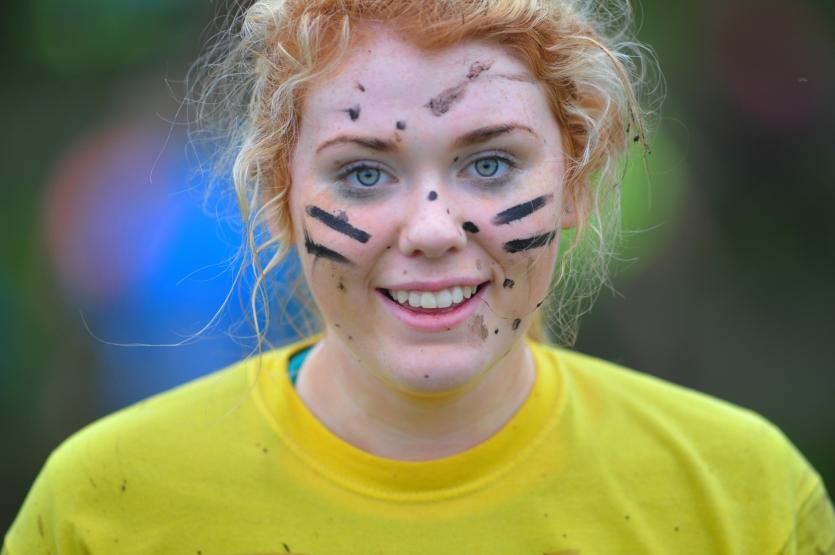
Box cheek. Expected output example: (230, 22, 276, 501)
(294, 200, 393, 294)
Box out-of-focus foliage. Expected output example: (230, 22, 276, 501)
(31, 0, 196, 71)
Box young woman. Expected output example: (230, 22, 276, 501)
(6, 0, 834, 553)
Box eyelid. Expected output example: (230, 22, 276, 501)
(335, 160, 388, 179)
(458, 150, 520, 169)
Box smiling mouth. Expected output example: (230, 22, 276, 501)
(381, 283, 488, 312)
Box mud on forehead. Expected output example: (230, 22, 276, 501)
(299, 32, 540, 127)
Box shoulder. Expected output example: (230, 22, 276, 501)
(534, 342, 822, 498)
(533, 342, 832, 544)
(535, 341, 778, 440)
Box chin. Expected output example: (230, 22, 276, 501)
(371, 340, 502, 397)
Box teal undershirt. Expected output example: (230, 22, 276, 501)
(287, 345, 314, 387)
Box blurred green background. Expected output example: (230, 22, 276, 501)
(1, 0, 834, 535)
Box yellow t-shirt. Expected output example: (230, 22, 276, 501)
(5, 340, 834, 554)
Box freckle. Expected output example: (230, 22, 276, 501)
(427, 191, 438, 201)
(494, 328, 499, 334)
(357, 82, 366, 92)
(396, 120, 406, 130)
(386, 245, 391, 249)
(348, 335, 353, 340)
(503, 278, 514, 289)
(424, 374, 429, 379)
(403, 269, 408, 275)
(337, 281, 346, 292)
(512, 318, 521, 330)
(446, 209, 450, 215)
(625, 515, 630, 520)
(335, 323, 341, 328)
(262, 447, 269, 454)
(453, 156, 459, 163)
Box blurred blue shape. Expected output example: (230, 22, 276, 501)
(43, 121, 301, 413)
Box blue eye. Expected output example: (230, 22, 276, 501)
(474, 158, 500, 176)
(339, 163, 393, 189)
(353, 166, 381, 187)
(467, 155, 513, 180)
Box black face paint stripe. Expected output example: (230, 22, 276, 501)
(492, 194, 554, 225)
(305, 205, 371, 243)
(303, 228, 352, 264)
(503, 230, 557, 253)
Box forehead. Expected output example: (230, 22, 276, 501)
(299, 27, 554, 143)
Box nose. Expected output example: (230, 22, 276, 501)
(398, 188, 467, 258)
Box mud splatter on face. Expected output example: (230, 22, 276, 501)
(396, 120, 406, 130)
(427, 191, 438, 201)
(337, 280, 346, 292)
(425, 60, 494, 116)
(342, 105, 361, 121)
(512, 318, 521, 330)
(466, 60, 494, 80)
(462, 221, 480, 233)
(504, 230, 557, 253)
(472, 314, 489, 341)
(503, 278, 515, 289)
(425, 83, 467, 116)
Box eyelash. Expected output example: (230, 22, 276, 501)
(335, 161, 396, 193)
(460, 152, 520, 187)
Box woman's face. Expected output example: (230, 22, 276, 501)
(289, 27, 572, 395)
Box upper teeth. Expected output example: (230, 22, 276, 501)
(389, 285, 477, 309)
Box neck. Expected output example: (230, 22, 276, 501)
(295, 338, 536, 461)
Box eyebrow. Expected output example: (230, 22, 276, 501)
(314, 123, 537, 155)
(315, 135, 397, 154)
(452, 124, 537, 149)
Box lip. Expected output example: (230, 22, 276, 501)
(378, 282, 488, 332)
